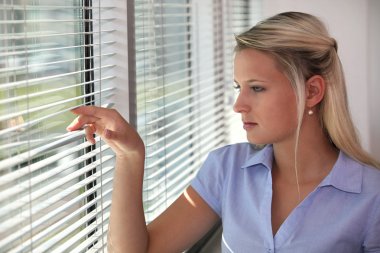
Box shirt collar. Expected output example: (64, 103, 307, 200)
(241, 144, 274, 170)
(319, 151, 363, 194)
(241, 145, 363, 194)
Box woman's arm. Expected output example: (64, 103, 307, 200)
(146, 186, 220, 253)
(67, 106, 219, 253)
(108, 154, 148, 252)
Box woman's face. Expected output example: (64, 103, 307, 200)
(233, 49, 299, 145)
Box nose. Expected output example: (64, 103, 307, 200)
(233, 90, 250, 113)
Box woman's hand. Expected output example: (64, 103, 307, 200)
(67, 106, 148, 252)
(66, 106, 144, 158)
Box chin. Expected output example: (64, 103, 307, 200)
(246, 135, 269, 145)
(247, 138, 271, 146)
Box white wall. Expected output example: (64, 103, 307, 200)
(368, 0, 380, 159)
(262, 0, 379, 158)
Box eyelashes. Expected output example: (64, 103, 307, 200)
(251, 86, 265, 92)
(233, 83, 240, 91)
(233, 84, 265, 93)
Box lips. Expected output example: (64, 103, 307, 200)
(243, 122, 258, 130)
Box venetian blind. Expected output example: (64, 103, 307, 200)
(224, 0, 263, 142)
(0, 0, 119, 252)
(135, 0, 228, 223)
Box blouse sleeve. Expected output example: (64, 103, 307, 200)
(363, 196, 380, 252)
(191, 149, 226, 217)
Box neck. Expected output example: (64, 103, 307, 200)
(272, 118, 338, 185)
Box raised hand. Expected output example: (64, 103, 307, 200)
(66, 106, 145, 158)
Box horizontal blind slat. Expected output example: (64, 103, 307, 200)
(146, 122, 225, 179)
(144, 132, 224, 210)
(145, 102, 225, 159)
(33, 202, 111, 253)
(0, 0, 134, 252)
(144, 89, 224, 138)
(135, 31, 191, 42)
(1, 179, 113, 252)
(0, 5, 114, 11)
(0, 143, 111, 203)
(136, 40, 191, 53)
(70, 222, 109, 253)
(1, 64, 115, 89)
(0, 41, 115, 57)
(0, 87, 114, 122)
(52, 208, 111, 253)
(143, 77, 223, 119)
(0, 18, 115, 26)
(136, 59, 223, 85)
(0, 137, 95, 191)
(0, 92, 115, 130)
(135, 2, 192, 8)
(0, 52, 115, 74)
(32, 193, 112, 252)
(0, 154, 114, 220)
(0, 98, 113, 138)
(0, 76, 115, 106)
(145, 103, 223, 150)
(0, 131, 88, 171)
(0, 29, 115, 41)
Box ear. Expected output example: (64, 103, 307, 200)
(305, 75, 326, 107)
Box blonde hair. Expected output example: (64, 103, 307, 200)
(235, 12, 380, 169)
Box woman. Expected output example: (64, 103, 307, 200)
(67, 12, 380, 253)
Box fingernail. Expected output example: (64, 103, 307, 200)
(104, 129, 111, 139)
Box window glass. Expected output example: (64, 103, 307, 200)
(135, 0, 194, 221)
(0, 1, 115, 251)
(135, 0, 228, 223)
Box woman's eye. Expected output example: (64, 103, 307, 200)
(233, 84, 241, 92)
(251, 86, 264, 92)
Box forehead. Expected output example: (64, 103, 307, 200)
(234, 49, 283, 83)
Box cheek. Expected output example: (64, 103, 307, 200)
(265, 95, 298, 127)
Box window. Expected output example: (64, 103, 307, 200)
(225, 0, 263, 143)
(135, 0, 232, 223)
(0, 0, 118, 251)
(0, 0, 259, 251)
(135, 0, 261, 223)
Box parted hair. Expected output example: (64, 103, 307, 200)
(235, 12, 380, 169)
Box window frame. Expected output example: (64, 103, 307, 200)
(0, 0, 259, 251)
(0, 1, 125, 251)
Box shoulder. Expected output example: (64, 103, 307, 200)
(360, 162, 380, 195)
(357, 162, 380, 247)
(210, 142, 258, 155)
(341, 153, 380, 195)
(191, 143, 264, 216)
(198, 142, 268, 179)
(198, 143, 274, 186)
(208, 142, 264, 167)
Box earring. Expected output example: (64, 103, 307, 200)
(308, 109, 313, 116)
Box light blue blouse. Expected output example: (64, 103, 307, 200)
(191, 143, 380, 253)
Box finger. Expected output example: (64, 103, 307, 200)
(85, 124, 96, 144)
(66, 115, 100, 131)
(103, 128, 115, 140)
(71, 105, 116, 119)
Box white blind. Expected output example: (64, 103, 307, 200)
(0, 0, 259, 251)
(0, 1, 116, 252)
(135, 0, 240, 223)
(224, 0, 262, 95)
(224, 0, 262, 141)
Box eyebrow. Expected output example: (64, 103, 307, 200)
(233, 79, 265, 84)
